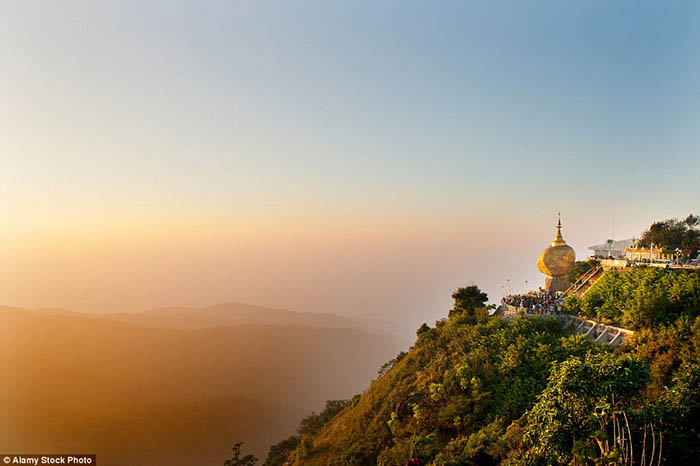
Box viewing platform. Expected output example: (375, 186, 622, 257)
(597, 257, 700, 270)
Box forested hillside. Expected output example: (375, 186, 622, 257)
(266, 278, 700, 465)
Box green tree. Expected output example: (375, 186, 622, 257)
(298, 399, 351, 436)
(264, 399, 351, 465)
(449, 285, 488, 317)
(223, 443, 257, 466)
(561, 294, 582, 315)
(416, 323, 431, 337)
(566, 258, 599, 285)
(653, 364, 700, 463)
(516, 353, 649, 465)
(378, 351, 407, 377)
(264, 436, 299, 466)
(639, 214, 700, 256)
(579, 267, 700, 328)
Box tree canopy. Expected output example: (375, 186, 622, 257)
(516, 353, 649, 465)
(449, 285, 488, 317)
(566, 258, 599, 285)
(639, 214, 700, 256)
(223, 443, 257, 466)
(563, 267, 700, 328)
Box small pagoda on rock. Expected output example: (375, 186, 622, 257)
(537, 214, 576, 292)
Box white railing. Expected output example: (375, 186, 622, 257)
(495, 306, 633, 346)
(558, 314, 633, 346)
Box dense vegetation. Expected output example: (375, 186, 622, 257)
(265, 279, 700, 465)
(566, 258, 599, 285)
(638, 214, 700, 258)
(563, 267, 700, 328)
(264, 400, 353, 466)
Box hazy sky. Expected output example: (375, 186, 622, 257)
(2, 1, 699, 326)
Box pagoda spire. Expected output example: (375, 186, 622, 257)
(552, 212, 566, 246)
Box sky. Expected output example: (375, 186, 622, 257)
(1, 1, 699, 328)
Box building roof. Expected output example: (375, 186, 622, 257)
(587, 238, 634, 251)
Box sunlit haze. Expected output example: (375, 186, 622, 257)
(2, 1, 699, 328)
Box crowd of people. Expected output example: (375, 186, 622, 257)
(501, 288, 563, 314)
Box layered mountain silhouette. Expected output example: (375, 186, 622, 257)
(0, 304, 407, 465)
(104, 301, 368, 330)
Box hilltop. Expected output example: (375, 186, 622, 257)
(266, 271, 700, 465)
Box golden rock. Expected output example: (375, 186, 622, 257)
(537, 218, 575, 279)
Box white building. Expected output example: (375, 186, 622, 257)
(588, 238, 634, 258)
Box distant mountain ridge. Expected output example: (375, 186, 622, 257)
(108, 301, 368, 330)
(0, 305, 407, 465)
(21, 301, 369, 331)
(16, 301, 417, 339)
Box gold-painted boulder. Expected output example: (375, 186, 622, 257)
(537, 219, 575, 279)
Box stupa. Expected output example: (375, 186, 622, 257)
(537, 215, 575, 292)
